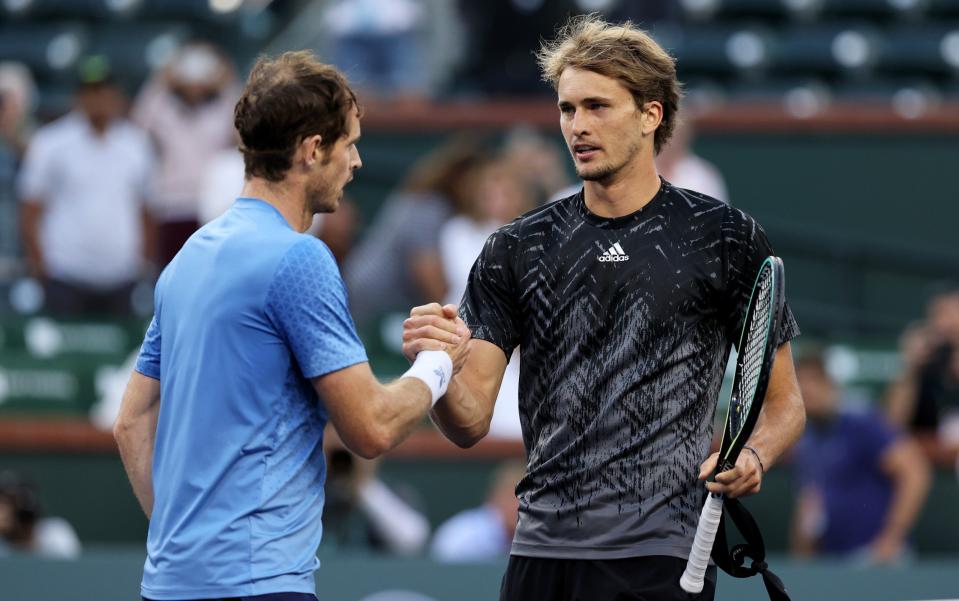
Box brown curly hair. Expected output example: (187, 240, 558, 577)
(234, 51, 358, 182)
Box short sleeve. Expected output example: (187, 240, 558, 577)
(459, 226, 521, 358)
(135, 315, 162, 380)
(266, 237, 368, 379)
(17, 130, 56, 202)
(721, 208, 800, 350)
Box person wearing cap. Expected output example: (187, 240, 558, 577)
(132, 41, 241, 268)
(18, 55, 153, 315)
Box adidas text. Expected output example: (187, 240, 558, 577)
(598, 242, 629, 262)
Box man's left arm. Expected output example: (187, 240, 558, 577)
(114, 371, 161, 518)
(703, 342, 806, 498)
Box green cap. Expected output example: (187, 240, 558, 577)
(77, 54, 114, 87)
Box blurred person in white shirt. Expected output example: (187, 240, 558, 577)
(18, 56, 152, 316)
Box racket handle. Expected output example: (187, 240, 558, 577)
(680, 493, 724, 594)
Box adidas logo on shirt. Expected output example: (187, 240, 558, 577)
(598, 242, 629, 262)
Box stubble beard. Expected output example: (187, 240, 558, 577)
(576, 139, 642, 185)
(306, 179, 338, 215)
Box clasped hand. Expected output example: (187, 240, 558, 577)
(402, 303, 472, 375)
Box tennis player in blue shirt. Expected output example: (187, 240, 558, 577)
(114, 51, 470, 601)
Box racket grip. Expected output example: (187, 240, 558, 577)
(680, 494, 724, 594)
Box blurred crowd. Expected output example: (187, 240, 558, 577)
(0, 3, 956, 569)
(789, 288, 959, 565)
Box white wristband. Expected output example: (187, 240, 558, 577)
(402, 350, 453, 407)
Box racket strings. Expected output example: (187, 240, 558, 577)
(731, 267, 774, 435)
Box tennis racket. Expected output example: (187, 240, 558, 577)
(679, 255, 786, 594)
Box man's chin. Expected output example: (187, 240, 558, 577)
(309, 194, 339, 215)
(578, 166, 613, 182)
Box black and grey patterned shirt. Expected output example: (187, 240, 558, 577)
(460, 179, 799, 560)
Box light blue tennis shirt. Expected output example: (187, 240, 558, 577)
(135, 197, 367, 600)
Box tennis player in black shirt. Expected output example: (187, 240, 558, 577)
(403, 15, 806, 601)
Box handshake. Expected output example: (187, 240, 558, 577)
(402, 303, 472, 376)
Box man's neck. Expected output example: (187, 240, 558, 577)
(583, 154, 661, 219)
(240, 178, 313, 232)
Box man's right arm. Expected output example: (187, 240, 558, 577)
(313, 360, 457, 459)
(312, 301, 472, 459)
(114, 371, 161, 518)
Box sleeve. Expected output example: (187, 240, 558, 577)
(721, 208, 800, 350)
(135, 273, 165, 379)
(17, 130, 56, 202)
(459, 226, 521, 359)
(266, 236, 368, 379)
(135, 315, 162, 380)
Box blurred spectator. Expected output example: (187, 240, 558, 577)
(0, 471, 81, 559)
(322, 431, 430, 556)
(885, 290, 959, 469)
(197, 136, 244, 226)
(439, 159, 534, 440)
(0, 62, 36, 262)
(431, 460, 525, 562)
(18, 55, 152, 316)
(655, 120, 729, 204)
(324, 0, 428, 99)
(791, 351, 930, 564)
(132, 41, 240, 267)
(501, 127, 572, 206)
(345, 138, 486, 328)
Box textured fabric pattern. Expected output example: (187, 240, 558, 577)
(461, 179, 799, 560)
(267, 237, 368, 379)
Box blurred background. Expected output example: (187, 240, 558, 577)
(0, 0, 958, 599)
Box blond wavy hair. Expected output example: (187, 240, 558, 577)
(536, 15, 682, 154)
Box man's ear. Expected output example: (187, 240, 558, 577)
(300, 134, 323, 166)
(641, 101, 663, 136)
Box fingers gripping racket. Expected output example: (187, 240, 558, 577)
(680, 256, 786, 594)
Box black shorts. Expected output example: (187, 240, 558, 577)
(143, 594, 316, 601)
(500, 554, 717, 601)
